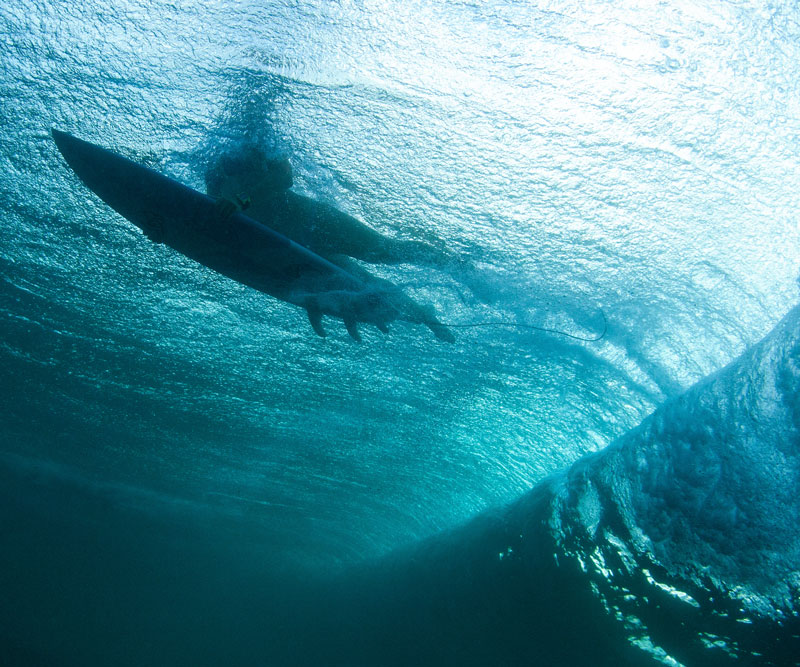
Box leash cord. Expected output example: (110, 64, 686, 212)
(440, 309, 607, 342)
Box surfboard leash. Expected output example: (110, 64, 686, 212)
(439, 308, 607, 342)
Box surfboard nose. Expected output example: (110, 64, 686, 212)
(51, 127, 75, 155)
(52, 128, 95, 179)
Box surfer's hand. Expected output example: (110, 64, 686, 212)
(235, 193, 251, 211)
(213, 196, 238, 221)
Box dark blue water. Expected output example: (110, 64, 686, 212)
(1, 1, 799, 664)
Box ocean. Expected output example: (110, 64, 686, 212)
(1, 1, 799, 664)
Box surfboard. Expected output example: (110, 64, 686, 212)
(52, 129, 396, 339)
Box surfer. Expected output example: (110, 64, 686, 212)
(205, 146, 455, 269)
(205, 145, 456, 342)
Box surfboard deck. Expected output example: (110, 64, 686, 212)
(52, 129, 396, 338)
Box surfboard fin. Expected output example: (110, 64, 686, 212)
(344, 317, 361, 342)
(306, 304, 326, 338)
(428, 322, 456, 343)
(375, 321, 389, 334)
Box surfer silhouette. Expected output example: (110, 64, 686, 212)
(206, 147, 456, 268)
(205, 146, 456, 342)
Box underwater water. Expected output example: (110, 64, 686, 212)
(1, 0, 799, 665)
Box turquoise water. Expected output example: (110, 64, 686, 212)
(1, 1, 799, 664)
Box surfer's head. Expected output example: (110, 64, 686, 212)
(206, 145, 293, 197)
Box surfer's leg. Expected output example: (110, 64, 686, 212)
(342, 230, 452, 268)
(390, 240, 497, 305)
(383, 238, 453, 269)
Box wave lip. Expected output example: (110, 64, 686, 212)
(548, 304, 800, 664)
(329, 305, 800, 666)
